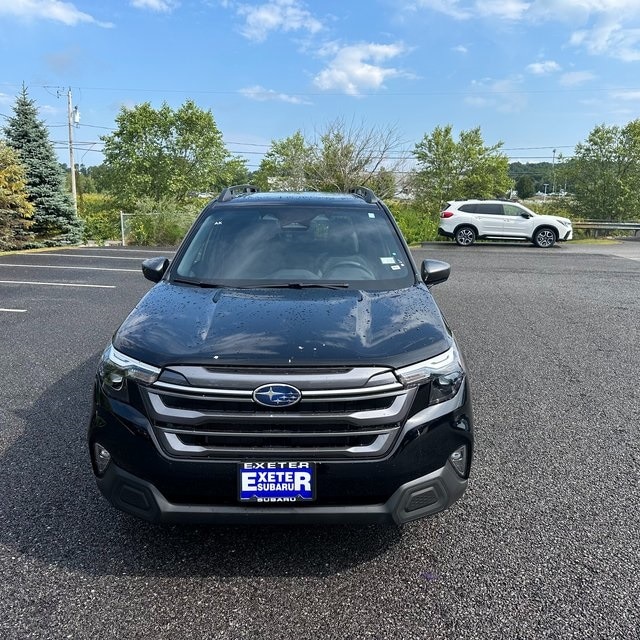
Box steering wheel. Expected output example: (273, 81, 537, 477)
(323, 260, 375, 279)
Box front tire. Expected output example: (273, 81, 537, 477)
(455, 226, 476, 246)
(533, 227, 556, 248)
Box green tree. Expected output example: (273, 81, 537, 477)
(253, 131, 312, 191)
(219, 156, 250, 188)
(565, 121, 640, 221)
(413, 125, 511, 213)
(0, 141, 34, 250)
(101, 100, 246, 205)
(367, 167, 397, 199)
(3, 86, 82, 245)
(306, 119, 405, 195)
(83, 163, 112, 193)
(63, 163, 98, 195)
(509, 161, 553, 194)
(253, 123, 402, 197)
(515, 175, 535, 199)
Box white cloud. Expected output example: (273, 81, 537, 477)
(465, 96, 490, 107)
(410, 1, 640, 60)
(411, 0, 640, 21)
(465, 75, 527, 112)
(0, 0, 112, 27)
(313, 42, 408, 96)
(240, 85, 311, 105)
(409, 0, 472, 20)
(131, 0, 177, 11)
(39, 104, 61, 115)
(476, 0, 530, 20)
(559, 70, 595, 86)
(571, 21, 640, 61)
(527, 60, 561, 74)
(453, 44, 468, 53)
(529, 1, 640, 22)
(235, 0, 322, 42)
(611, 89, 640, 101)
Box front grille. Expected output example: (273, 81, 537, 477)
(141, 365, 414, 460)
(178, 433, 379, 450)
(160, 394, 394, 415)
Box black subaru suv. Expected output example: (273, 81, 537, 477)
(88, 186, 473, 525)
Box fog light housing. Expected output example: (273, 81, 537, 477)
(449, 445, 468, 478)
(93, 443, 111, 476)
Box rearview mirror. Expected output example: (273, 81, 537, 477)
(421, 259, 450, 287)
(142, 257, 170, 283)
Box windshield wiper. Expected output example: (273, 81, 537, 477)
(173, 278, 350, 290)
(252, 282, 350, 290)
(172, 277, 222, 288)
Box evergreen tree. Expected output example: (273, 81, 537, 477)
(0, 141, 34, 250)
(3, 86, 82, 245)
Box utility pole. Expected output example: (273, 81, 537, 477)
(67, 87, 78, 215)
(552, 148, 556, 195)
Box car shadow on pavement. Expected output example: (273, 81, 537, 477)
(0, 354, 404, 579)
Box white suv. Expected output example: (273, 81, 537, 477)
(438, 200, 573, 248)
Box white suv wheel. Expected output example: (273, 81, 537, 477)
(534, 228, 556, 248)
(455, 226, 476, 246)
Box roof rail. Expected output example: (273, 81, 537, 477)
(350, 186, 378, 204)
(218, 184, 260, 202)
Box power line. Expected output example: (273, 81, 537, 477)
(3, 80, 640, 98)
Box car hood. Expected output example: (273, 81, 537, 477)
(536, 213, 571, 225)
(112, 281, 451, 369)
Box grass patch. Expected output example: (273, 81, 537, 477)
(571, 238, 620, 245)
(0, 245, 81, 257)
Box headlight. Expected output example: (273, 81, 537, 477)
(396, 346, 464, 405)
(99, 344, 160, 390)
(556, 219, 571, 227)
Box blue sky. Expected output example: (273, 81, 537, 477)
(1, 0, 640, 172)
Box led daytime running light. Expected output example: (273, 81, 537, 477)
(101, 344, 161, 386)
(396, 347, 458, 387)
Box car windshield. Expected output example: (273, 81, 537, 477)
(172, 204, 414, 290)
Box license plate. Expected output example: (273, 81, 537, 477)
(238, 462, 315, 503)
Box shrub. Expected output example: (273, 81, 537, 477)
(387, 202, 440, 244)
(523, 198, 574, 219)
(124, 197, 202, 246)
(77, 193, 121, 242)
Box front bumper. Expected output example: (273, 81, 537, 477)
(89, 377, 473, 525)
(96, 457, 468, 525)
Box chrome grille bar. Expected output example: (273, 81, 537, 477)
(144, 365, 413, 460)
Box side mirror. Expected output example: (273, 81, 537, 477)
(142, 257, 170, 283)
(520, 212, 532, 219)
(421, 259, 450, 287)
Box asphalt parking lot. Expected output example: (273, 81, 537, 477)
(0, 241, 638, 639)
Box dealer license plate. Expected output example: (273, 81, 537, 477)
(238, 461, 316, 503)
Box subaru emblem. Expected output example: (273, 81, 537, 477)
(253, 384, 302, 408)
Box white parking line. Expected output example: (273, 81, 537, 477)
(0, 263, 139, 273)
(0, 280, 116, 288)
(30, 253, 150, 260)
(78, 247, 176, 254)
(0, 308, 27, 313)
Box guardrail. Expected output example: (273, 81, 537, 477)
(572, 221, 640, 237)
